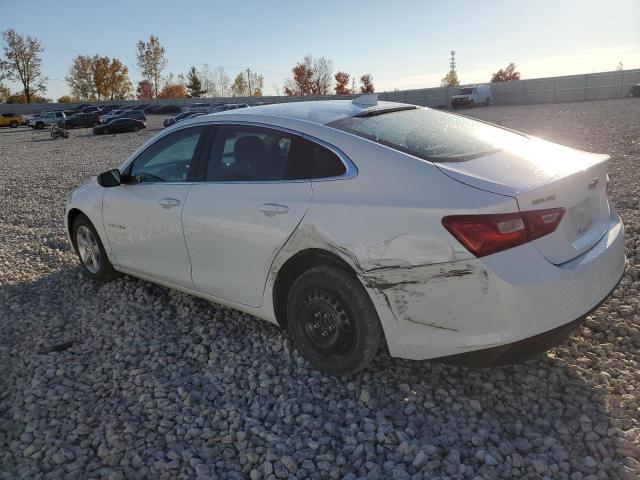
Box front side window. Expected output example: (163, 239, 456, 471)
(205, 125, 308, 182)
(328, 107, 528, 163)
(129, 126, 205, 183)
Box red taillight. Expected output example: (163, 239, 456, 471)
(442, 208, 565, 257)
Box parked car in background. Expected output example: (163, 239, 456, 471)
(163, 111, 192, 127)
(158, 105, 182, 114)
(0, 112, 24, 128)
(182, 102, 212, 113)
(208, 103, 249, 114)
(132, 103, 150, 111)
(93, 118, 146, 135)
(64, 97, 626, 375)
(26, 111, 66, 129)
(63, 112, 102, 129)
(71, 103, 93, 111)
(80, 106, 100, 113)
(182, 113, 205, 121)
(451, 85, 492, 108)
(100, 109, 145, 124)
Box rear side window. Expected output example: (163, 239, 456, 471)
(205, 125, 308, 182)
(328, 107, 527, 162)
(306, 141, 347, 178)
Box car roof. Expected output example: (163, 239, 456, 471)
(209, 100, 413, 125)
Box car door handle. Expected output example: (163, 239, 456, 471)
(159, 197, 181, 209)
(258, 203, 289, 216)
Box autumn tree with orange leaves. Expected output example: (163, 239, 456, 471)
(334, 71, 351, 94)
(158, 83, 187, 99)
(283, 55, 333, 96)
(136, 80, 154, 100)
(359, 74, 375, 93)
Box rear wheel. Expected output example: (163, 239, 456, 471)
(132, 125, 139, 132)
(72, 214, 117, 282)
(287, 266, 382, 375)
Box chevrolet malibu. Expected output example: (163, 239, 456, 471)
(65, 96, 625, 375)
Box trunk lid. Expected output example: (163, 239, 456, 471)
(436, 137, 611, 264)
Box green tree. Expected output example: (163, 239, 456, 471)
(2, 29, 47, 103)
(230, 72, 248, 96)
(136, 35, 167, 98)
(186, 66, 205, 97)
(491, 63, 521, 82)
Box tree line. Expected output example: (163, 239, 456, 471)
(0, 28, 552, 104)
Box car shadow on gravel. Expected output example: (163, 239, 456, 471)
(1, 267, 630, 479)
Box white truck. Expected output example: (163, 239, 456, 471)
(26, 111, 66, 129)
(451, 85, 492, 108)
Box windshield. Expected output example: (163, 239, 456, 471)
(459, 88, 474, 95)
(327, 107, 528, 162)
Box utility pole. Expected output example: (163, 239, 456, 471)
(246, 68, 252, 97)
(449, 50, 456, 76)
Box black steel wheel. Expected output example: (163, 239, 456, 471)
(287, 265, 382, 375)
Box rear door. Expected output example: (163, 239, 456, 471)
(182, 123, 312, 307)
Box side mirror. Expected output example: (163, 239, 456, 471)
(97, 169, 122, 187)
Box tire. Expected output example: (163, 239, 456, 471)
(132, 125, 139, 132)
(9, 121, 18, 128)
(36, 122, 44, 130)
(286, 265, 382, 375)
(71, 214, 117, 282)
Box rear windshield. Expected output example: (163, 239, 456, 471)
(327, 107, 526, 162)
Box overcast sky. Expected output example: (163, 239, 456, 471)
(1, 0, 639, 99)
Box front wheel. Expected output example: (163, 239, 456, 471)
(72, 214, 117, 282)
(287, 266, 382, 376)
(9, 121, 18, 128)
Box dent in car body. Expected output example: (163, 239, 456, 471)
(268, 222, 491, 333)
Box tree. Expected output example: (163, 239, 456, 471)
(136, 80, 154, 100)
(491, 63, 521, 82)
(5, 91, 50, 103)
(334, 71, 351, 94)
(67, 55, 131, 101)
(200, 64, 218, 97)
(186, 66, 205, 98)
(440, 71, 459, 87)
(158, 83, 187, 99)
(230, 72, 248, 97)
(136, 35, 167, 98)
(216, 66, 230, 97)
(359, 74, 375, 93)
(2, 29, 47, 103)
(616, 61, 624, 71)
(283, 54, 333, 96)
(246, 70, 264, 96)
(66, 55, 94, 100)
(57, 95, 73, 103)
(0, 84, 11, 102)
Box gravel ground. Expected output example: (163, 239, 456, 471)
(0, 101, 639, 480)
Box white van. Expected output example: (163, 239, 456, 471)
(451, 85, 492, 108)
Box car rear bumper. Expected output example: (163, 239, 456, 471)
(367, 208, 626, 360)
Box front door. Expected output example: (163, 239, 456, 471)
(102, 126, 207, 287)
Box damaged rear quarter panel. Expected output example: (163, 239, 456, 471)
(265, 133, 518, 355)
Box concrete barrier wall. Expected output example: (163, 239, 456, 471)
(2, 68, 638, 115)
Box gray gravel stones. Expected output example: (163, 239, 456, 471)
(1, 101, 640, 479)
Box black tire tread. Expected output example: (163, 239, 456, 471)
(287, 265, 382, 376)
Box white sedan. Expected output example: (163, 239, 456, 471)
(65, 95, 625, 375)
